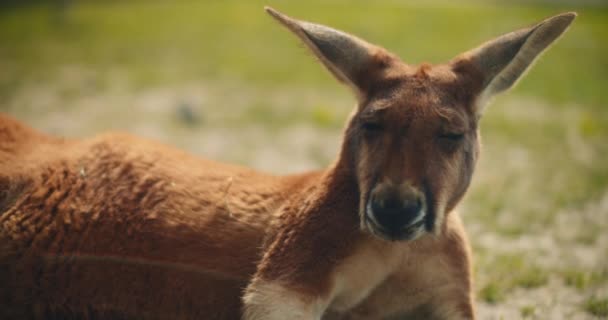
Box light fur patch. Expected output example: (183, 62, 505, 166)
(328, 239, 402, 312)
(243, 280, 326, 320)
(433, 189, 448, 237)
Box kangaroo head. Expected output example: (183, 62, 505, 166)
(266, 7, 575, 241)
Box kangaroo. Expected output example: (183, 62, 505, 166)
(0, 7, 575, 320)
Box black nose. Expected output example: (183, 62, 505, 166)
(370, 187, 424, 232)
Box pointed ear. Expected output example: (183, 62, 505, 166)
(265, 7, 382, 100)
(454, 12, 576, 112)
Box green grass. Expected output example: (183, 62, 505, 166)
(563, 269, 608, 291)
(520, 305, 536, 318)
(515, 267, 549, 289)
(584, 297, 608, 317)
(477, 253, 553, 303)
(480, 282, 505, 304)
(0, 1, 607, 107)
(564, 270, 594, 290)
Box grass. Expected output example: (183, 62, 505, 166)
(584, 297, 608, 317)
(564, 270, 594, 290)
(1, 1, 607, 107)
(1, 0, 607, 318)
(563, 269, 608, 291)
(515, 267, 549, 289)
(477, 253, 550, 303)
(520, 305, 536, 318)
(480, 282, 505, 304)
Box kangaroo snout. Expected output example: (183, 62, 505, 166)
(367, 182, 426, 237)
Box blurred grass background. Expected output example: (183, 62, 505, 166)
(1, 0, 607, 318)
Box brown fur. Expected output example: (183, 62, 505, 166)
(0, 114, 320, 319)
(0, 8, 575, 320)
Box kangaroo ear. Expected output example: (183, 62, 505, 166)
(265, 7, 380, 99)
(455, 12, 576, 112)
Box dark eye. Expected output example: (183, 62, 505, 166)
(362, 122, 383, 132)
(439, 132, 465, 142)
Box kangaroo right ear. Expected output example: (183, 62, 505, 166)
(454, 12, 576, 113)
(265, 7, 384, 100)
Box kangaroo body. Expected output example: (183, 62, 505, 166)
(0, 115, 295, 318)
(0, 115, 469, 319)
(0, 116, 467, 319)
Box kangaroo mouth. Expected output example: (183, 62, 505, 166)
(364, 200, 427, 242)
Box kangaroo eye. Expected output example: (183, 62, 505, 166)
(362, 122, 383, 132)
(439, 133, 465, 141)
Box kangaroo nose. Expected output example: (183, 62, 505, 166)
(369, 184, 424, 233)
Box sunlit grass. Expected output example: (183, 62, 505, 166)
(520, 305, 536, 318)
(584, 296, 608, 317)
(1, 1, 606, 107)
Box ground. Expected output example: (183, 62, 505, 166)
(1, 1, 607, 319)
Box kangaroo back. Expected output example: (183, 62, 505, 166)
(0, 114, 62, 170)
(0, 114, 52, 216)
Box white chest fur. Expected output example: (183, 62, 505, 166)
(327, 239, 405, 312)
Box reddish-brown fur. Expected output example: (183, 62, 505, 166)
(0, 117, 316, 318)
(0, 7, 575, 320)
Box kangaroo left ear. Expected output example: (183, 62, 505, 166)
(454, 12, 576, 112)
(265, 6, 384, 101)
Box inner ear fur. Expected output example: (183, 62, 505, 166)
(265, 6, 388, 100)
(453, 12, 576, 109)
